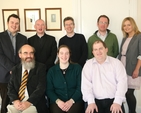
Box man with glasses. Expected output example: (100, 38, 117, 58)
(87, 15, 119, 59)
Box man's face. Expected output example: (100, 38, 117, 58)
(92, 42, 108, 63)
(34, 20, 46, 34)
(64, 20, 75, 34)
(97, 17, 109, 32)
(19, 45, 34, 63)
(7, 17, 20, 34)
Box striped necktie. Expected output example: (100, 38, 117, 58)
(18, 70, 28, 101)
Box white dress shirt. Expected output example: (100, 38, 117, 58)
(81, 56, 127, 105)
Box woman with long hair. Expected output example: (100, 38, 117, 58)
(119, 17, 141, 113)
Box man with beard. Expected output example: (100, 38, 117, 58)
(7, 44, 48, 113)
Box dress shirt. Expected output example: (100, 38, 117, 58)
(81, 56, 127, 105)
(7, 30, 17, 55)
(97, 31, 107, 41)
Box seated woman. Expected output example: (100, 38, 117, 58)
(46, 45, 84, 113)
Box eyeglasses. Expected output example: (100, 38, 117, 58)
(98, 21, 108, 25)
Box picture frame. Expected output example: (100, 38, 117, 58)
(45, 8, 62, 31)
(24, 9, 41, 31)
(2, 9, 19, 31)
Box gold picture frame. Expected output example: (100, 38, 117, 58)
(2, 9, 19, 31)
(45, 8, 62, 31)
(24, 9, 41, 31)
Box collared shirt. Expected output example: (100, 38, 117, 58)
(7, 30, 17, 55)
(21, 67, 30, 101)
(97, 31, 107, 41)
(81, 56, 127, 105)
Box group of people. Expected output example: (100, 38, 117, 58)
(0, 13, 140, 113)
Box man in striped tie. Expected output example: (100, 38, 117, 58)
(7, 44, 48, 113)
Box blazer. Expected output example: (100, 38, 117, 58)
(0, 30, 27, 83)
(7, 62, 48, 113)
(118, 33, 141, 76)
(28, 33, 57, 71)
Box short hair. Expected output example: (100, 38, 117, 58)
(63, 16, 75, 26)
(56, 45, 72, 64)
(93, 40, 107, 49)
(97, 15, 110, 24)
(7, 14, 20, 22)
(18, 44, 35, 54)
(121, 17, 140, 37)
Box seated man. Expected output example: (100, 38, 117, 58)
(7, 44, 48, 113)
(81, 40, 127, 113)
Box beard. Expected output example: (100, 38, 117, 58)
(21, 58, 35, 70)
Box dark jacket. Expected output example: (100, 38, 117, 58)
(7, 62, 48, 113)
(0, 30, 27, 83)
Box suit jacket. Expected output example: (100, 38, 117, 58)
(28, 33, 57, 71)
(0, 30, 27, 83)
(119, 33, 141, 76)
(7, 62, 48, 113)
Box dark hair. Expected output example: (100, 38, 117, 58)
(63, 16, 75, 26)
(93, 40, 107, 49)
(97, 15, 110, 24)
(7, 14, 20, 22)
(56, 45, 72, 64)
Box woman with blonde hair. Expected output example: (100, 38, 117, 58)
(119, 17, 141, 113)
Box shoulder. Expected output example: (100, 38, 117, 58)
(107, 31, 117, 38)
(59, 35, 67, 40)
(108, 56, 123, 65)
(28, 34, 37, 40)
(17, 33, 27, 38)
(45, 33, 55, 39)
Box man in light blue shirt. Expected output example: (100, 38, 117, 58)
(81, 40, 127, 113)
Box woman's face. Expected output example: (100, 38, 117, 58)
(123, 20, 134, 34)
(58, 47, 70, 64)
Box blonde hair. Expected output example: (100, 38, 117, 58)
(121, 17, 140, 37)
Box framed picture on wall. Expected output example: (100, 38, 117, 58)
(24, 9, 41, 31)
(2, 9, 20, 31)
(45, 8, 62, 31)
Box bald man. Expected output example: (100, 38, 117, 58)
(28, 19, 57, 72)
(7, 44, 48, 113)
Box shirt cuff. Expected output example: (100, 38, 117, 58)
(88, 98, 95, 105)
(137, 56, 141, 60)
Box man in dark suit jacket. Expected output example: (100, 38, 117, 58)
(7, 44, 48, 113)
(0, 14, 27, 113)
(28, 19, 57, 72)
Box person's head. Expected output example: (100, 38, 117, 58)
(63, 16, 75, 34)
(121, 17, 140, 37)
(92, 40, 108, 64)
(18, 44, 35, 70)
(7, 14, 20, 35)
(56, 45, 71, 64)
(34, 19, 46, 35)
(97, 15, 109, 32)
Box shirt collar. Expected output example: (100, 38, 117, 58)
(92, 55, 109, 64)
(7, 30, 17, 37)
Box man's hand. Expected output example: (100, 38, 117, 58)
(19, 101, 32, 111)
(13, 100, 21, 110)
(110, 103, 123, 113)
(85, 103, 98, 113)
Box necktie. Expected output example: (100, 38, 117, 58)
(18, 70, 28, 101)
